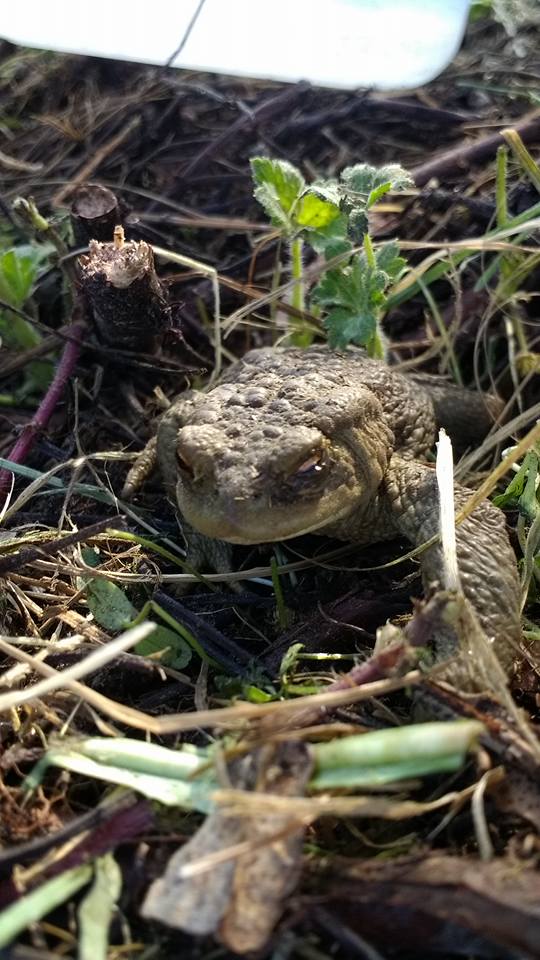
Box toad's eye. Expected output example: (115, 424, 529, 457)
(176, 449, 194, 477)
(292, 451, 326, 479)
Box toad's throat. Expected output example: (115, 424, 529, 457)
(176, 484, 355, 544)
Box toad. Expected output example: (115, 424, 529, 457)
(156, 346, 521, 673)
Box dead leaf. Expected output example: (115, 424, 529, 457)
(141, 741, 313, 952)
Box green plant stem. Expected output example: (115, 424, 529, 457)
(290, 236, 308, 345)
(362, 235, 387, 360)
(311, 720, 483, 789)
(495, 144, 528, 376)
(78, 854, 122, 960)
(496, 146, 509, 228)
(0, 864, 93, 947)
(12, 196, 78, 288)
(24, 720, 483, 817)
(387, 199, 540, 309)
(290, 237, 304, 310)
(363, 233, 376, 269)
(502, 127, 540, 193)
(417, 276, 462, 384)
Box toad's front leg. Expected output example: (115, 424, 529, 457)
(382, 454, 522, 676)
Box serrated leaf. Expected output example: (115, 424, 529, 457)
(376, 240, 407, 280)
(347, 207, 370, 241)
(324, 306, 377, 349)
(308, 180, 342, 206)
(341, 162, 413, 197)
(312, 266, 357, 309)
(313, 241, 404, 351)
(253, 184, 292, 231)
(134, 625, 192, 669)
(250, 156, 304, 232)
(322, 236, 353, 259)
(340, 163, 413, 230)
(340, 163, 379, 196)
(251, 157, 304, 210)
(296, 190, 340, 230)
(308, 213, 351, 259)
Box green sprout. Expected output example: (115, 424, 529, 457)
(250, 157, 412, 355)
(0, 243, 55, 400)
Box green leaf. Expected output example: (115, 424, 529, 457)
(0, 864, 93, 949)
(80, 552, 136, 630)
(0, 309, 42, 350)
(347, 207, 370, 241)
(78, 855, 122, 960)
(85, 578, 136, 631)
(250, 156, 305, 232)
(296, 190, 340, 230)
(308, 212, 351, 259)
(81, 546, 103, 568)
(279, 642, 305, 679)
(339, 163, 413, 240)
(324, 306, 377, 349)
(493, 451, 539, 520)
(22, 359, 54, 394)
(367, 180, 394, 206)
(0, 249, 37, 307)
(376, 240, 407, 279)
(244, 684, 274, 703)
(305, 180, 342, 207)
(312, 267, 355, 308)
(312, 241, 405, 350)
(0, 245, 55, 350)
(341, 162, 413, 199)
(134, 625, 192, 669)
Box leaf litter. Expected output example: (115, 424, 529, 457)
(0, 10, 540, 959)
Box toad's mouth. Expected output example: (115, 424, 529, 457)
(175, 483, 358, 544)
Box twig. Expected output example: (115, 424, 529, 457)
(13, 197, 78, 288)
(182, 83, 310, 179)
(411, 109, 540, 186)
(0, 149, 43, 172)
(0, 622, 156, 714)
(280, 96, 470, 137)
(164, 0, 208, 67)
(52, 116, 142, 207)
(0, 632, 421, 732)
(0, 518, 123, 576)
(0, 327, 69, 378)
(0, 793, 140, 872)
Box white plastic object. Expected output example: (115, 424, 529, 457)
(1, 0, 471, 90)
